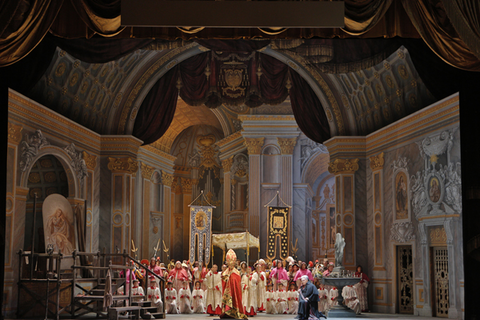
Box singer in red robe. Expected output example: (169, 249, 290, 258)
(221, 249, 247, 319)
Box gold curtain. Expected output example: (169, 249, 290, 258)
(441, 0, 480, 60)
(70, 0, 123, 37)
(402, 0, 480, 71)
(0, 0, 64, 67)
(342, 0, 393, 36)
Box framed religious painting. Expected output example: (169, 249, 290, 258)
(326, 204, 336, 249)
(394, 171, 409, 221)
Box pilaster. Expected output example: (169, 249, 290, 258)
(245, 138, 264, 237)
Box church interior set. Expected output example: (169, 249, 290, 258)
(2, 0, 480, 319)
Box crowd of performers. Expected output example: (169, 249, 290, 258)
(116, 254, 369, 318)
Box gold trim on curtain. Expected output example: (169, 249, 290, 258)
(0, 0, 64, 67)
(441, 0, 480, 61)
(70, 0, 124, 37)
(342, 0, 393, 36)
(401, 0, 480, 72)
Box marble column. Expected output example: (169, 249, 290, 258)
(162, 172, 174, 262)
(181, 177, 193, 258)
(245, 138, 264, 237)
(140, 162, 154, 259)
(328, 158, 359, 270)
(106, 157, 138, 259)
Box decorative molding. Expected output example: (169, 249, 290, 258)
(231, 153, 248, 178)
(221, 157, 234, 172)
(390, 221, 416, 243)
(161, 172, 174, 188)
(82, 151, 97, 170)
(181, 177, 193, 194)
(238, 115, 296, 122)
(8, 122, 23, 144)
(392, 157, 408, 171)
(429, 226, 447, 246)
(64, 143, 89, 184)
(20, 130, 50, 172)
(142, 145, 177, 162)
(216, 131, 243, 148)
(107, 157, 138, 175)
(244, 137, 265, 155)
(277, 137, 297, 155)
(369, 152, 384, 171)
(328, 158, 359, 174)
(300, 142, 328, 172)
(141, 162, 155, 180)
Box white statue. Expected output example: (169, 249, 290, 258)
(334, 233, 345, 268)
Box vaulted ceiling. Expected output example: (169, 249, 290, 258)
(26, 39, 435, 155)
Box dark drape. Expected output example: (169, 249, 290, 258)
(289, 71, 331, 144)
(132, 67, 179, 145)
(0, 35, 57, 94)
(257, 54, 289, 105)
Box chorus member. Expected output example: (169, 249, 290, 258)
(192, 281, 206, 313)
(255, 262, 266, 312)
(287, 282, 298, 315)
(246, 266, 257, 316)
(354, 265, 370, 312)
(178, 281, 193, 314)
(297, 275, 326, 320)
(164, 281, 179, 314)
(269, 259, 288, 290)
(206, 264, 222, 315)
(276, 283, 288, 314)
(146, 280, 163, 313)
(294, 261, 314, 288)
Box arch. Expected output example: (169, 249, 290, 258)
(20, 146, 82, 199)
(301, 152, 330, 187)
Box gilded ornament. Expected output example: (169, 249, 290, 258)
(369, 152, 385, 171)
(398, 65, 408, 79)
(82, 151, 97, 170)
(161, 172, 174, 187)
(328, 158, 359, 174)
(383, 62, 391, 70)
(107, 157, 138, 174)
(141, 162, 155, 180)
(28, 172, 41, 184)
(222, 157, 234, 172)
(277, 137, 297, 155)
(181, 177, 193, 193)
(55, 62, 66, 77)
(44, 172, 57, 183)
(244, 137, 264, 155)
(429, 226, 447, 245)
(8, 122, 23, 144)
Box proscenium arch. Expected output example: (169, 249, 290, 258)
(124, 43, 345, 141)
(20, 146, 82, 200)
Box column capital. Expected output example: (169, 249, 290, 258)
(108, 157, 138, 175)
(277, 137, 297, 155)
(369, 152, 384, 171)
(181, 177, 193, 194)
(328, 158, 359, 174)
(82, 151, 97, 170)
(161, 172, 174, 187)
(141, 162, 155, 180)
(244, 137, 265, 155)
(221, 157, 234, 172)
(8, 122, 23, 144)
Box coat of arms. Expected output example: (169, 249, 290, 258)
(219, 61, 248, 100)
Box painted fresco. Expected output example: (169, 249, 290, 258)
(395, 171, 408, 220)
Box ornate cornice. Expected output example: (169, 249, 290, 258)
(141, 162, 155, 180)
(369, 152, 384, 171)
(161, 172, 174, 188)
(328, 158, 359, 174)
(8, 122, 23, 144)
(107, 157, 138, 175)
(142, 145, 177, 162)
(82, 151, 97, 170)
(222, 157, 234, 172)
(238, 115, 296, 122)
(216, 131, 243, 148)
(181, 177, 193, 193)
(244, 137, 265, 155)
(277, 137, 297, 155)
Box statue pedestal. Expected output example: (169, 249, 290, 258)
(322, 274, 361, 318)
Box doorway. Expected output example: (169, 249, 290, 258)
(430, 246, 449, 317)
(396, 245, 414, 314)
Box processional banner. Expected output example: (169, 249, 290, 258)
(189, 205, 213, 265)
(267, 206, 289, 260)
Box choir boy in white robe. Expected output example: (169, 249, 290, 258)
(240, 262, 249, 316)
(246, 267, 258, 316)
(178, 281, 193, 314)
(192, 281, 206, 313)
(255, 262, 266, 312)
(205, 264, 222, 315)
(131, 279, 144, 302)
(265, 284, 277, 314)
(276, 283, 288, 314)
(287, 282, 298, 314)
(343, 285, 361, 314)
(164, 281, 179, 314)
(317, 283, 329, 313)
(328, 286, 339, 309)
(146, 280, 163, 313)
